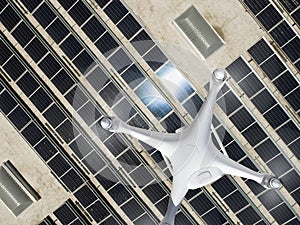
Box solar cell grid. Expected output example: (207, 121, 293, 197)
(247, 39, 273, 64)
(117, 13, 142, 39)
(143, 46, 168, 72)
(282, 37, 300, 62)
(269, 21, 296, 47)
(269, 203, 295, 224)
(243, 0, 270, 15)
(256, 5, 283, 31)
(108, 48, 133, 74)
(74, 185, 97, 208)
(103, 0, 128, 24)
(264, 104, 289, 129)
(251, 89, 276, 113)
(43, 104, 66, 128)
(267, 154, 292, 177)
(19, 0, 41, 12)
(51, 69, 75, 94)
(134, 213, 156, 225)
(86, 200, 110, 222)
(130, 165, 154, 186)
(258, 190, 284, 210)
(8, 105, 31, 130)
(224, 190, 249, 213)
(68, 0, 92, 26)
(99, 81, 122, 107)
(82, 151, 106, 174)
(95, 167, 118, 190)
(108, 183, 132, 205)
(47, 153, 71, 177)
(103, 133, 128, 156)
(130, 29, 155, 56)
(278, 0, 299, 12)
(56, 119, 80, 144)
(12, 21, 34, 47)
(242, 122, 267, 147)
(0, 90, 18, 114)
(160, 111, 181, 132)
(25, 37, 48, 63)
(73, 50, 95, 74)
(229, 107, 255, 132)
(0, 41, 13, 65)
(201, 208, 227, 225)
(277, 120, 300, 144)
(273, 71, 298, 96)
(82, 16, 106, 42)
(60, 35, 83, 60)
(65, 86, 89, 110)
(34, 137, 58, 162)
(254, 139, 280, 162)
(21, 121, 44, 146)
(54, 202, 77, 224)
(112, 98, 136, 121)
(292, 8, 300, 26)
(38, 54, 62, 79)
(0, 5, 21, 31)
(3, 55, 26, 81)
(226, 57, 251, 82)
(29, 88, 53, 112)
(95, 32, 119, 56)
(217, 91, 242, 116)
(260, 55, 286, 80)
(46, 19, 69, 44)
(86, 66, 109, 91)
(60, 168, 84, 192)
(33, 3, 56, 28)
(236, 206, 261, 225)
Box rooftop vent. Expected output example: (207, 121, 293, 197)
(174, 5, 224, 59)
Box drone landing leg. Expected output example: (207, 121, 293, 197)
(159, 198, 181, 225)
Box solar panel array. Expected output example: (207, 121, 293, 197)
(0, 0, 299, 224)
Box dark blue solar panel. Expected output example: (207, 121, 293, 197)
(60, 35, 83, 59)
(57, 0, 76, 10)
(242, 123, 267, 146)
(25, 37, 48, 63)
(117, 14, 142, 39)
(142, 182, 167, 204)
(51, 69, 75, 94)
(251, 89, 276, 113)
(161, 111, 182, 132)
(87, 200, 110, 223)
(175, 212, 194, 225)
(8, 106, 31, 130)
(3, 56, 26, 81)
(226, 57, 251, 82)
(277, 120, 300, 144)
(292, 8, 300, 26)
(143, 46, 168, 71)
(189, 193, 214, 215)
(273, 71, 298, 96)
(230, 107, 255, 131)
(128, 114, 149, 129)
(239, 73, 264, 98)
(0, 90, 18, 114)
(69, 135, 93, 159)
(95, 32, 119, 56)
(86, 66, 109, 91)
(269, 203, 295, 224)
(260, 55, 286, 80)
(12, 22, 34, 47)
(108, 48, 132, 73)
(256, 5, 283, 30)
(77, 101, 101, 126)
(108, 183, 132, 205)
(33, 3, 56, 28)
(248, 39, 273, 64)
(65, 86, 89, 110)
(60, 168, 84, 192)
(0, 40, 12, 65)
(68, 0, 92, 26)
(99, 82, 122, 107)
(240, 157, 259, 171)
(183, 94, 203, 118)
(117, 149, 141, 173)
(264, 104, 289, 129)
(21, 122, 44, 146)
(82, 151, 106, 174)
(278, 0, 299, 12)
(0, 5, 21, 31)
(46, 19, 69, 44)
(267, 154, 292, 177)
(48, 153, 71, 177)
(95, 0, 111, 8)
(282, 37, 300, 62)
(43, 104, 66, 128)
(95, 167, 118, 190)
(103, 134, 127, 156)
(82, 16, 106, 42)
(17, 72, 40, 97)
(236, 206, 261, 225)
(254, 139, 280, 162)
(243, 0, 270, 15)
(281, 170, 300, 192)
(225, 141, 246, 161)
(56, 119, 80, 143)
(258, 190, 283, 210)
(224, 191, 248, 213)
(121, 64, 145, 89)
(38, 54, 61, 79)
(288, 139, 300, 159)
(54, 202, 77, 224)
(130, 165, 154, 185)
(217, 91, 242, 116)
(202, 208, 227, 225)
(29, 88, 53, 112)
(121, 198, 144, 221)
(212, 176, 236, 198)
(103, 0, 128, 24)
(131, 30, 155, 56)
(19, 0, 42, 12)
(74, 184, 97, 208)
(34, 137, 58, 161)
(73, 50, 95, 74)
(270, 21, 296, 47)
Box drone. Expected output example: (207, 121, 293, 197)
(100, 69, 280, 225)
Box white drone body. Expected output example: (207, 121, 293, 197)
(100, 69, 280, 225)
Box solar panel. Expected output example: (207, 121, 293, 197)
(95, 167, 118, 190)
(86, 200, 110, 222)
(56, 119, 80, 144)
(21, 122, 44, 146)
(0, 41, 12, 65)
(77, 101, 101, 126)
(108, 48, 133, 74)
(33, 3, 56, 28)
(217, 91, 242, 116)
(60, 168, 84, 192)
(130, 165, 154, 186)
(74, 185, 98, 208)
(8, 105, 31, 130)
(73, 50, 95, 74)
(68, 1, 92, 26)
(0, 90, 18, 114)
(238, 73, 264, 98)
(277, 121, 300, 144)
(103, 134, 128, 156)
(273, 71, 298, 96)
(243, 0, 270, 15)
(278, 0, 299, 12)
(103, 0, 128, 24)
(267, 154, 292, 177)
(117, 14, 142, 39)
(280, 170, 300, 192)
(86, 66, 109, 91)
(12, 22, 35, 47)
(25, 37, 48, 63)
(95, 32, 119, 56)
(29, 88, 53, 112)
(47, 153, 71, 177)
(282, 37, 300, 62)
(247, 39, 273, 64)
(143, 46, 168, 72)
(202, 208, 227, 225)
(65, 86, 89, 110)
(229, 107, 255, 132)
(113, 98, 136, 121)
(130, 30, 155, 56)
(19, 0, 41, 12)
(292, 8, 300, 26)
(242, 123, 267, 146)
(269, 202, 295, 224)
(3, 56, 26, 81)
(99, 82, 122, 107)
(121, 198, 145, 220)
(51, 70, 75, 94)
(43, 103, 66, 128)
(60, 35, 83, 60)
(288, 139, 300, 159)
(224, 190, 249, 213)
(256, 5, 283, 30)
(82, 16, 106, 42)
(269, 21, 296, 47)
(251, 89, 276, 113)
(108, 183, 132, 205)
(38, 54, 62, 79)
(69, 135, 93, 159)
(260, 55, 286, 80)
(254, 139, 280, 162)
(236, 206, 261, 225)
(134, 213, 156, 225)
(117, 149, 141, 173)
(82, 151, 106, 174)
(0, 5, 21, 31)
(160, 111, 181, 132)
(46, 18, 70, 44)
(264, 105, 289, 129)
(225, 141, 246, 161)
(34, 137, 58, 161)
(54, 202, 77, 224)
